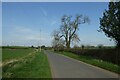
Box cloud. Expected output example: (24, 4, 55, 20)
(51, 20, 57, 26)
(3, 26, 52, 46)
(14, 26, 46, 40)
(40, 8, 47, 17)
(14, 26, 32, 33)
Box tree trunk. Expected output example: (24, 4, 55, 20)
(66, 41, 71, 49)
(117, 41, 120, 48)
(66, 42, 70, 48)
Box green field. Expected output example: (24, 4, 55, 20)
(2, 48, 34, 62)
(2, 48, 52, 78)
(0, 48, 2, 61)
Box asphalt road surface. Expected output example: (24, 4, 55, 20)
(44, 50, 119, 78)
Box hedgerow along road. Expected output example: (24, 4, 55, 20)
(44, 50, 118, 78)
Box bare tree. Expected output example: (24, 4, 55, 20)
(52, 30, 65, 51)
(52, 15, 89, 48)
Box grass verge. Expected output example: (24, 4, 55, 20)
(2, 50, 52, 78)
(58, 51, 119, 74)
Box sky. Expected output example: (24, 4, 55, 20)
(2, 0, 112, 2)
(2, 2, 115, 47)
(0, 2, 1, 46)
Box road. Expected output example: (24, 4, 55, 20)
(44, 50, 119, 78)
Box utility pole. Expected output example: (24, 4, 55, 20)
(39, 29, 41, 52)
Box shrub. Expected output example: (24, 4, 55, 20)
(64, 48, 119, 65)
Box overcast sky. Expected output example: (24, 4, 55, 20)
(2, 2, 115, 47)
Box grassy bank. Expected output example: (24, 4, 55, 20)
(2, 50, 52, 78)
(58, 51, 119, 74)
